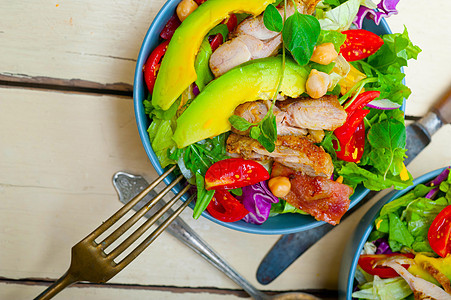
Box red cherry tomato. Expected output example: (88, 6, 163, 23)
(208, 33, 223, 52)
(160, 14, 181, 40)
(194, 0, 207, 5)
(358, 253, 415, 278)
(206, 190, 249, 222)
(428, 205, 451, 257)
(143, 40, 170, 93)
(205, 158, 269, 190)
(340, 29, 384, 61)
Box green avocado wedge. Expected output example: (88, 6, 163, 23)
(172, 56, 310, 148)
(152, 0, 273, 111)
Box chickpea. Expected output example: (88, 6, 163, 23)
(176, 0, 198, 22)
(268, 176, 291, 198)
(306, 69, 330, 99)
(310, 43, 338, 65)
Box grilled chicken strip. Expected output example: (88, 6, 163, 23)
(379, 257, 451, 299)
(276, 95, 347, 131)
(226, 133, 333, 178)
(209, 34, 282, 77)
(231, 95, 346, 141)
(210, 0, 320, 77)
(271, 162, 352, 225)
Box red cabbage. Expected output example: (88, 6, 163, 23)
(235, 181, 279, 225)
(374, 238, 393, 254)
(429, 167, 450, 186)
(425, 167, 450, 199)
(353, 0, 400, 29)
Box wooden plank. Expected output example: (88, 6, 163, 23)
(385, 0, 451, 117)
(0, 0, 165, 88)
(0, 1, 450, 116)
(0, 281, 240, 300)
(0, 87, 328, 293)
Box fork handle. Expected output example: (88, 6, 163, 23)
(34, 270, 78, 300)
(167, 219, 270, 300)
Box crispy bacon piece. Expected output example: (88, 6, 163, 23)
(271, 163, 353, 225)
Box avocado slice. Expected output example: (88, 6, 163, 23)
(152, 0, 273, 111)
(172, 56, 310, 148)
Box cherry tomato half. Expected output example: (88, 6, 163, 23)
(358, 253, 415, 278)
(143, 40, 170, 93)
(206, 190, 249, 222)
(340, 29, 384, 62)
(428, 205, 451, 257)
(205, 158, 269, 190)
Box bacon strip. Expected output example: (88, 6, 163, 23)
(271, 163, 353, 225)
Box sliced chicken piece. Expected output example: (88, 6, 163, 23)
(422, 261, 451, 294)
(231, 100, 308, 136)
(209, 33, 282, 77)
(210, 0, 321, 77)
(379, 257, 451, 299)
(271, 162, 352, 225)
(276, 95, 347, 131)
(226, 133, 333, 177)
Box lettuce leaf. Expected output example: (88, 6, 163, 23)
(316, 0, 360, 31)
(352, 276, 412, 299)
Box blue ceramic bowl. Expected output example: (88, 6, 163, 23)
(338, 167, 448, 299)
(133, 1, 395, 234)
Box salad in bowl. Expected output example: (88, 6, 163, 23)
(134, 0, 421, 233)
(340, 167, 451, 299)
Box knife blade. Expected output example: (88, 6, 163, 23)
(256, 85, 451, 285)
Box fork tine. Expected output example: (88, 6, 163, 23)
(106, 183, 191, 260)
(99, 174, 184, 250)
(86, 165, 176, 241)
(116, 193, 195, 270)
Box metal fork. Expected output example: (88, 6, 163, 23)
(35, 165, 194, 300)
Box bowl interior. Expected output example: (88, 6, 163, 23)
(338, 167, 447, 299)
(133, 1, 396, 234)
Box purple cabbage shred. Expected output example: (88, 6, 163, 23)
(353, 0, 400, 29)
(235, 181, 279, 225)
(192, 83, 200, 96)
(425, 167, 450, 199)
(374, 238, 393, 254)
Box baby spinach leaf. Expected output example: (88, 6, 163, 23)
(263, 4, 283, 32)
(367, 118, 406, 178)
(194, 38, 214, 91)
(283, 11, 320, 66)
(228, 114, 254, 131)
(317, 30, 346, 51)
(207, 24, 229, 42)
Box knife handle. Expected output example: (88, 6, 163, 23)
(432, 85, 451, 124)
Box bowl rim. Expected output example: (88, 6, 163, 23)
(132, 0, 400, 234)
(339, 167, 448, 299)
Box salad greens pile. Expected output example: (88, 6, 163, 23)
(353, 168, 451, 299)
(144, 0, 421, 219)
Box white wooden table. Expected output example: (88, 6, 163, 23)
(1, 1, 450, 299)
